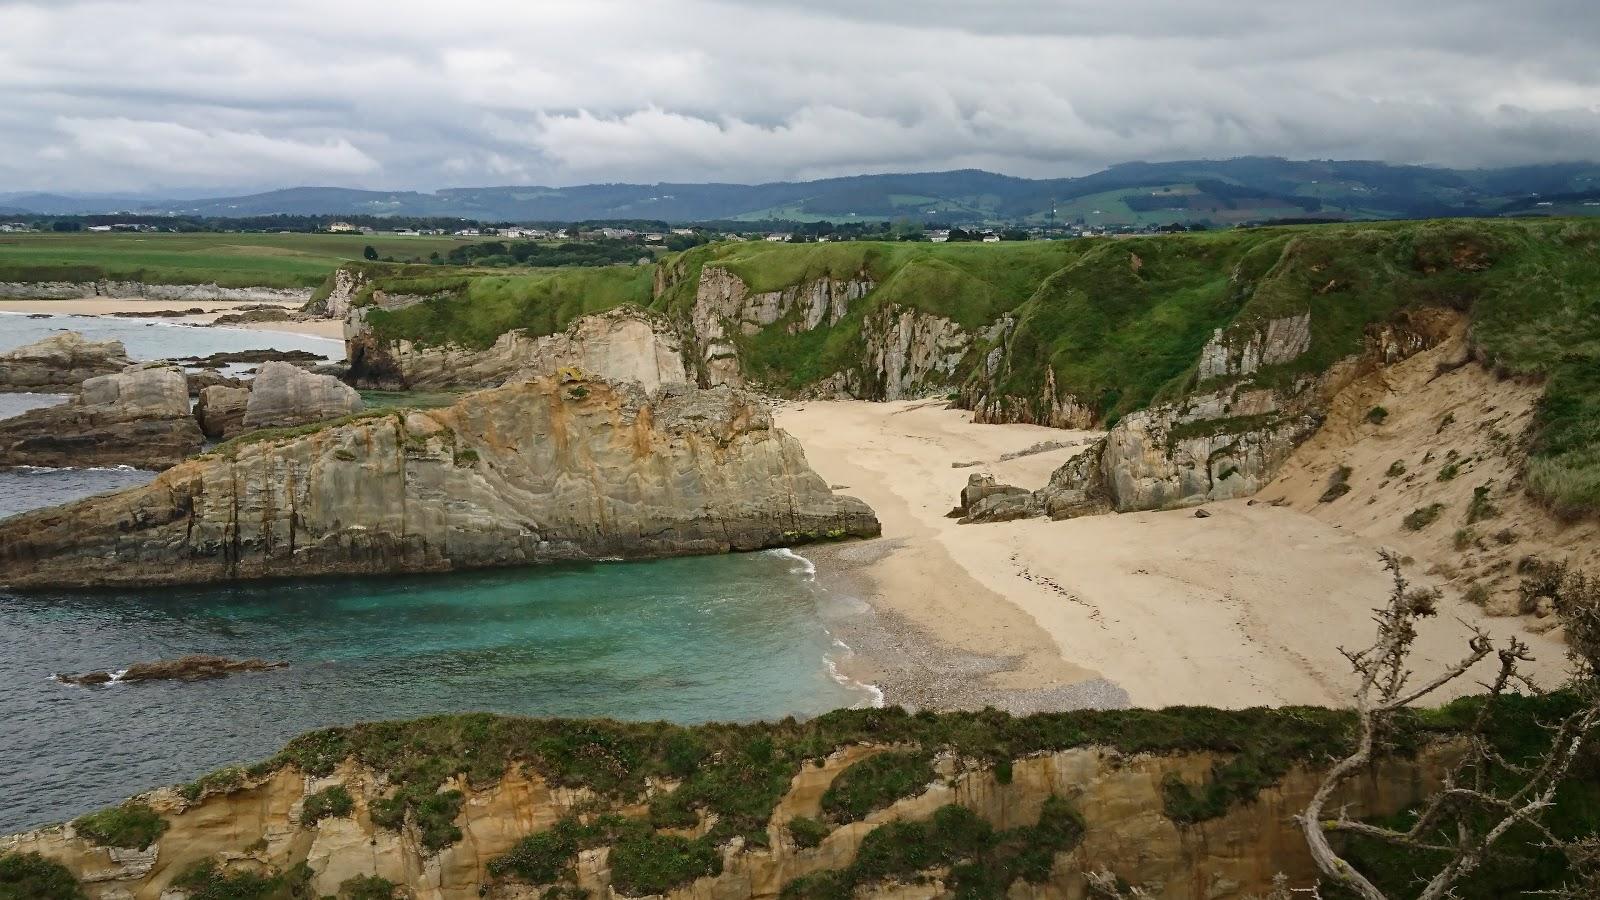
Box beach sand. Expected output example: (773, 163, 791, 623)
(778, 399, 1572, 711)
(0, 298, 344, 340)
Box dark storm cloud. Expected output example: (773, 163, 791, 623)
(0, 0, 1596, 192)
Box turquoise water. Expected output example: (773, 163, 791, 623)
(0, 553, 871, 833)
(0, 314, 873, 834)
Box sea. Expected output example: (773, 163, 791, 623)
(0, 314, 875, 834)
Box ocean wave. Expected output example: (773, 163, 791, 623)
(12, 464, 140, 474)
(823, 651, 885, 709)
(767, 547, 817, 580)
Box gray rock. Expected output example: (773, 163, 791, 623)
(195, 385, 251, 440)
(241, 361, 363, 430)
(0, 331, 132, 392)
(0, 377, 881, 588)
(0, 367, 202, 468)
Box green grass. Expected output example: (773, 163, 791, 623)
(818, 751, 934, 823)
(781, 798, 1084, 899)
(299, 784, 354, 826)
(170, 858, 314, 900)
(72, 800, 168, 850)
(0, 232, 475, 290)
(0, 852, 85, 900)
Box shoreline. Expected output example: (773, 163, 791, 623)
(0, 297, 345, 340)
(777, 399, 1573, 710)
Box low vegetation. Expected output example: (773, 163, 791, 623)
(0, 852, 85, 900)
(781, 798, 1084, 899)
(299, 784, 354, 826)
(818, 750, 934, 823)
(71, 800, 167, 850)
(1403, 503, 1447, 531)
(170, 858, 314, 900)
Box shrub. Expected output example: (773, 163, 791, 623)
(607, 829, 721, 896)
(1320, 465, 1353, 502)
(171, 858, 313, 900)
(370, 786, 463, 853)
(787, 816, 830, 849)
(1467, 483, 1500, 523)
(0, 851, 85, 900)
(300, 785, 355, 826)
(1403, 503, 1446, 531)
(1436, 412, 1456, 433)
(1386, 460, 1407, 478)
(1453, 528, 1477, 551)
(1437, 462, 1461, 481)
(73, 801, 168, 850)
(819, 751, 935, 823)
(1464, 583, 1491, 605)
(1366, 406, 1390, 425)
(338, 875, 400, 900)
(179, 767, 246, 803)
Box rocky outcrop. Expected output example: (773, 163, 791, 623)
(1, 731, 1453, 900)
(0, 331, 132, 392)
(240, 362, 364, 431)
(964, 320, 1098, 430)
(965, 310, 1460, 522)
(349, 307, 690, 391)
(689, 265, 875, 389)
(0, 367, 203, 469)
(0, 377, 879, 589)
(0, 281, 313, 303)
(195, 385, 250, 440)
(860, 304, 970, 400)
(56, 655, 286, 686)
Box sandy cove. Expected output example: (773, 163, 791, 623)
(776, 399, 1572, 712)
(0, 298, 344, 339)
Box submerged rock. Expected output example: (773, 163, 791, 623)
(57, 655, 286, 685)
(0, 367, 203, 469)
(0, 331, 133, 392)
(0, 376, 880, 588)
(240, 361, 363, 430)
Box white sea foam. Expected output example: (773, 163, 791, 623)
(824, 652, 885, 709)
(767, 547, 816, 580)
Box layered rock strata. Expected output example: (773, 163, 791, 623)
(0, 332, 132, 392)
(0, 377, 879, 588)
(0, 367, 203, 469)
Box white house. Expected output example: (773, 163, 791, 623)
(327, 222, 358, 233)
(765, 233, 792, 242)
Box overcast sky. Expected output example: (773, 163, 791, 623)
(2, 0, 1598, 194)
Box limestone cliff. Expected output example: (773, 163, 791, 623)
(0, 376, 878, 588)
(687, 265, 875, 389)
(0, 707, 1463, 900)
(963, 310, 1460, 522)
(0, 367, 203, 469)
(350, 305, 690, 392)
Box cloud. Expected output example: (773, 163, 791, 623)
(0, 0, 1596, 192)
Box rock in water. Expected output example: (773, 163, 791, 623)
(0, 367, 203, 469)
(240, 361, 363, 430)
(0, 331, 132, 392)
(0, 377, 881, 588)
(195, 385, 250, 440)
(57, 655, 286, 685)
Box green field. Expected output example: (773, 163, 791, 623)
(0, 232, 479, 289)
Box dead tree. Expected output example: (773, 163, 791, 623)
(1297, 551, 1600, 900)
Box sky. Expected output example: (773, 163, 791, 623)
(2, 0, 1598, 194)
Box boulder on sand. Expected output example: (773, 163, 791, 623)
(241, 361, 363, 430)
(0, 366, 203, 469)
(0, 331, 133, 392)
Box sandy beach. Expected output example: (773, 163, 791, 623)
(778, 400, 1572, 711)
(0, 298, 344, 340)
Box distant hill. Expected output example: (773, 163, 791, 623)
(8, 157, 1600, 224)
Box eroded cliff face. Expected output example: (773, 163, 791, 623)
(349, 305, 690, 392)
(963, 310, 1461, 522)
(963, 319, 1099, 430)
(0, 376, 878, 588)
(3, 744, 1451, 900)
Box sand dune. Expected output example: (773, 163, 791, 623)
(778, 399, 1572, 710)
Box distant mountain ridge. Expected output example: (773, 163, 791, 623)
(7, 157, 1600, 224)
